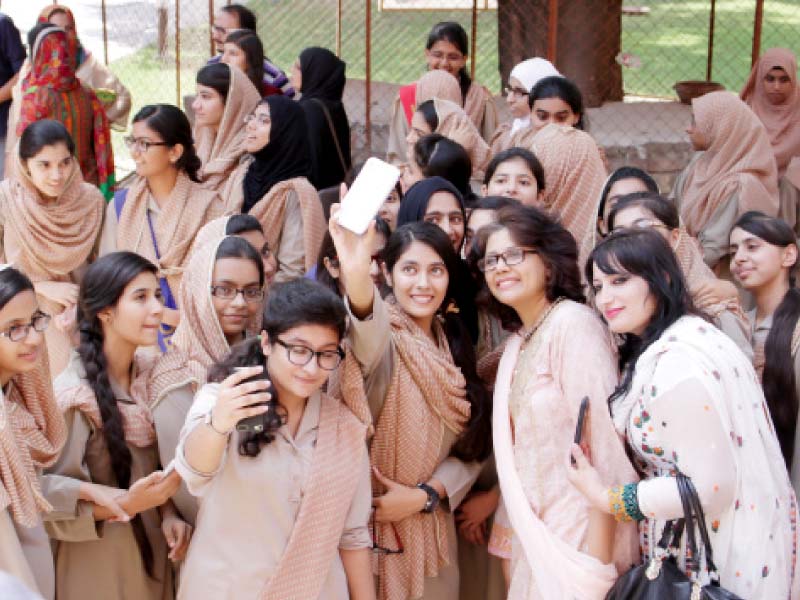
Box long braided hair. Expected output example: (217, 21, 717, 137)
(76, 251, 160, 577)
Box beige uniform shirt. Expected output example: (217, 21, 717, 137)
(175, 386, 372, 600)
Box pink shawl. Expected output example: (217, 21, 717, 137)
(741, 48, 800, 176)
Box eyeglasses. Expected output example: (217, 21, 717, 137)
(244, 113, 270, 126)
(477, 247, 537, 272)
(614, 219, 668, 233)
(0, 312, 51, 343)
(123, 136, 169, 153)
(370, 510, 404, 555)
(274, 339, 344, 371)
(210, 285, 265, 303)
(504, 85, 529, 98)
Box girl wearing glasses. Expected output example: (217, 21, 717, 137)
(330, 215, 491, 600)
(729, 211, 800, 497)
(192, 63, 261, 214)
(489, 58, 560, 154)
(0, 120, 104, 379)
(100, 104, 223, 352)
(175, 278, 374, 600)
(43, 252, 184, 600)
(471, 203, 639, 599)
(608, 192, 751, 358)
(149, 236, 265, 527)
(240, 96, 326, 283)
(0, 266, 65, 600)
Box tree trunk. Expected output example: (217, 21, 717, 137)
(497, 0, 623, 107)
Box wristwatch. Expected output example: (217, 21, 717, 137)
(416, 482, 440, 514)
(204, 409, 230, 436)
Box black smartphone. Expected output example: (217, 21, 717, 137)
(571, 396, 590, 466)
(234, 366, 277, 434)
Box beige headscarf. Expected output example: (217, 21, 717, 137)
(247, 177, 325, 272)
(148, 237, 233, 409)
(56, 352, 157, 448)
(415, 70, 461, 107)
(433, 97, 491, 175)
(741, 48, 800, 176)
(530, 123, 608, 270)
(335, 299, 470, 600)
(0, 333, 66, 527)
(0, 153, 103, 279)
(679, 91, 779, 236)
(261, 393, 368, 599)
(463, 81, 490, 132)
(115, 173, 224, 295)
(195, 65, 261, 208)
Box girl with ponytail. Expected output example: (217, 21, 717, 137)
(43, 252, 186, 600)
(330, 211, 491, 600)
(730, 211, 800, 495)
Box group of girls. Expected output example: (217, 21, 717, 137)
(0, 7, 799, 600)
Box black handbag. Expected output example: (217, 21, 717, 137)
(605, 473, 744, 600)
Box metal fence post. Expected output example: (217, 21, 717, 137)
(470, 0, 477, 80)
(175, 0, 181, 106)
(706, 0, 716, 80)
(365, 0, 372, 153)
(751, 0, 764, 67)
(101, 0, 109, 65)
(209, 0, 215, 58)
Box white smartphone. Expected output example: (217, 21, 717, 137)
(337, 157, 400, 234)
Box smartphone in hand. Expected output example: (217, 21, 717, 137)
(233, 366, 275, 434)
(571, 396, 590, 466)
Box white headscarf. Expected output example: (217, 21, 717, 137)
(509, 58, 561, 135)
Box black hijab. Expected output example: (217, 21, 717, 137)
(396, 176, 478, 342)
(242, 96, 311, 213)
(397, 176, 466, 233)
(297, 47, 351, 190)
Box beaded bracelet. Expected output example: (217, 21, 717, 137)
(608, 483, 645, 522)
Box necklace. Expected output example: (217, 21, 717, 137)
(519, 297, 564, 346)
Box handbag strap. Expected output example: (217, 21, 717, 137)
(676, 473, 700, 573)
(683, 476, 721, 580)
(311, 98, 348, 175)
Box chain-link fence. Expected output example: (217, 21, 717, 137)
(5, 0, 798, 186)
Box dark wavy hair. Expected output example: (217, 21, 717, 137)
(225, 213, 264, 236)
(483, 147, 545, 192)
(471, 203, 585, 331)
(315, 217, 391, 298)
(208, 278, 347, 457)
(223, 30, 265, 94)
(196, 62, 231, 103)
(132, 104, 202, 182)
(529, 75, 585, 130)
(733, 211, 799, 467)
(598, 166, 660, 232)
(426, 21, 471, 104)
(384, 222, 491, 462)
(221, 3, 257, 31)
(19, 119, 75, 160)
(76, 252, 160, 578)
(415, 99, 439, 132)
(607, 192, 680, 232)
(587, 229, 696, 404)
(413, 133, 471, 197)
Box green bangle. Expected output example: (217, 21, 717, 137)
(621, 483, 645, 522)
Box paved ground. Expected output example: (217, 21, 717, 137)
(2, 0, 208, 62)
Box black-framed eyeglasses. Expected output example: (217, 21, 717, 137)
(477, 247, 537, 273)
(504, 85, 529, 98)
(0, 312, 51, 343)
(210, 285, 265, 303)
(274, 339, 344, 371)
(123, 136, 169, 153)
(370, 510, 404, 555)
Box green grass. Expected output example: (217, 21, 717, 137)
(107, 0, 799, 175)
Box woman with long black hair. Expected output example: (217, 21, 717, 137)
(330, 214, 491, 600)
(44, 252, 185, 600)
(569, 228, 798, 599)
(730, 211, 800, 495)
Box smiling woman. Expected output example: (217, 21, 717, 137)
(470, 203, 639, 599)
(0, 120, 104, 378)
(0, 265, 66, 600)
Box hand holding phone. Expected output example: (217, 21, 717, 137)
(571, 397, 590, 466)
(337, 157, 400, 234)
